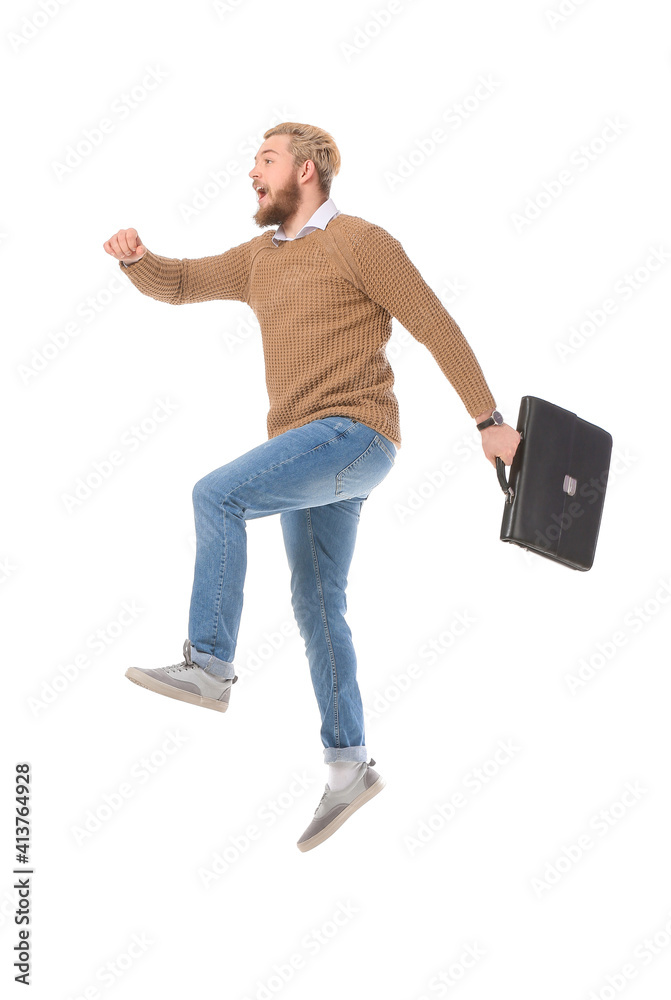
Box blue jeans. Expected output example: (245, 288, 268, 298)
(187, 416, 397, 763)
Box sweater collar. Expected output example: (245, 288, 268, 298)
(271, 197, 340, 246)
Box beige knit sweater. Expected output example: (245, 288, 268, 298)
(119, 213, 495, 448)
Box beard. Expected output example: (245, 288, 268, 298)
(252, 173, 302, 229)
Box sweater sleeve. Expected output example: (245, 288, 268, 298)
(344, 222, 496, 419)
(118, 238, 256, 305)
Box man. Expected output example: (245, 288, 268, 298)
(103, 121, 520, 852)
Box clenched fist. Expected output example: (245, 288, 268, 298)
(480, 423, 521, 469)
(103, 228, 147, 263)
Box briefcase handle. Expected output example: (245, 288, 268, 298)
(495, 428, 523, 504)
(496, 457, 514, 503)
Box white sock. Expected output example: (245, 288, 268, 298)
(328, 761, 363, 791)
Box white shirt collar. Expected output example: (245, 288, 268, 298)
(271, 197, 340, 246)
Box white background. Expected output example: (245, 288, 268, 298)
(3, 1, 671, 998)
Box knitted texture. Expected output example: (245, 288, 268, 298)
(119, 213, 495, 448)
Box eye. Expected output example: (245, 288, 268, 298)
(264, 158, 273, 164)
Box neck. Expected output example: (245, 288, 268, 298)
(282, 194, 328, 239)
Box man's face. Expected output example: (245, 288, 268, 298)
(249, 134, 303, 228)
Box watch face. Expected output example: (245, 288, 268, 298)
(492, 410, 503, 424)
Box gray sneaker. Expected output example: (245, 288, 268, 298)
(297, 759, 385, 852)
(125, 639, 237, 713)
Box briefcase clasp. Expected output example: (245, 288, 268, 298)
(563, 474, 577, 496)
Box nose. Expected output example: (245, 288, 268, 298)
(249, 164, 260, 180)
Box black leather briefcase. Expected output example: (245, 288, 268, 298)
(496, 396, 612, 571)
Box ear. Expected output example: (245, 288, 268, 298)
(300, 159, 316, 184)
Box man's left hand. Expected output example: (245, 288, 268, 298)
(480, 422, 521, 468)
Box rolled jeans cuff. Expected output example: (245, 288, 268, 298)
(323, 746, 367, 763)
(190, 646, 236, 679)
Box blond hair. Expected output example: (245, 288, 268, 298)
(263, 121, 341, 197)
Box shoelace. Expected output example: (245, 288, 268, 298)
(314, 787, 330, 813)
(164, 638, 196, 674)
(165, 639, 238, 682)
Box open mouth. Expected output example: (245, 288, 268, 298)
(256, 187, 268, 201)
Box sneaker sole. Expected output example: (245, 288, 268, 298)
(125, 668, 230, 713)
(297, 775, 386, 852)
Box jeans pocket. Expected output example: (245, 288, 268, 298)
(335, 434, 396, 499)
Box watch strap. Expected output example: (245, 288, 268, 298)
(477, 409, 503, 431)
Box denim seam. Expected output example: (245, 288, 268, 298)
(210, 489, 229, 660)
(375, 436, 396, 463)
(335, 435, 385, 496)
(305, 506, 340, 748)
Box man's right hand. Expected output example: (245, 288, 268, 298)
(103, 228, 147, 263)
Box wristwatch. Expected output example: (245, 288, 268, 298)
(476, 409, 503, 431)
